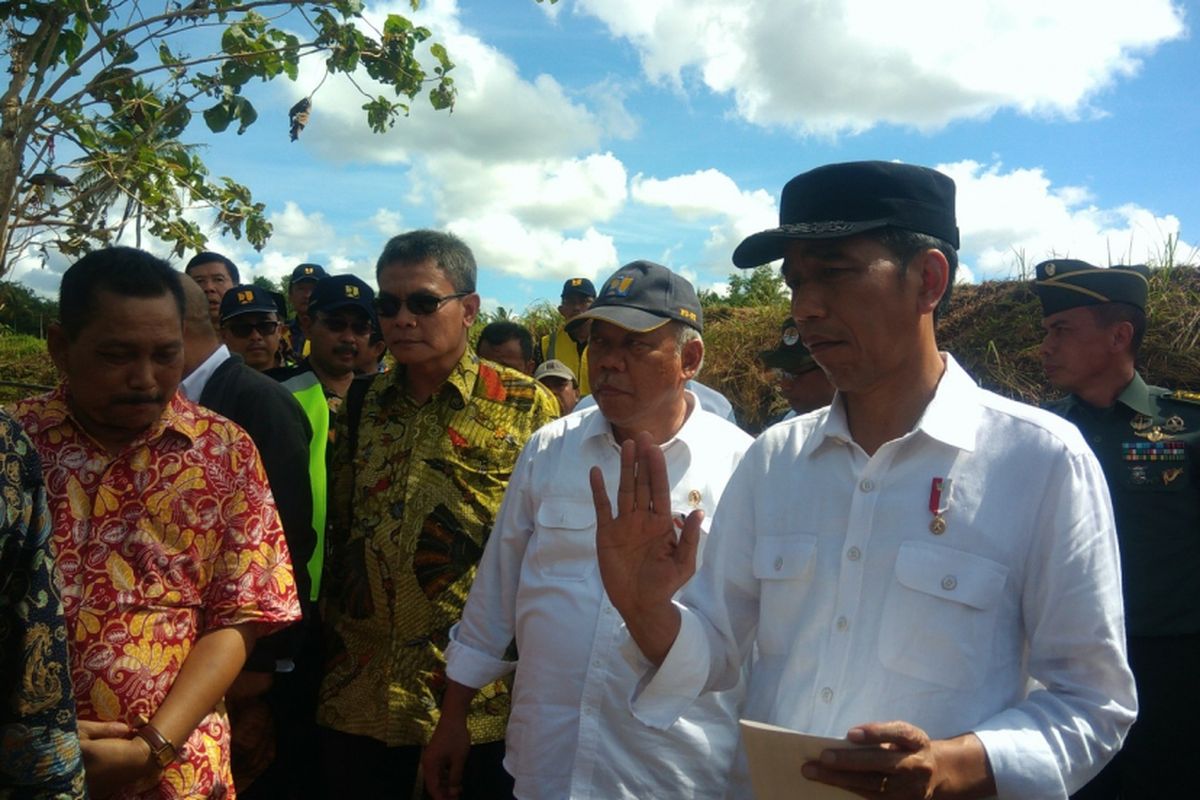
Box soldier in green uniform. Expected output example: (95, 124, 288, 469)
(1035, 259, 1200, 800)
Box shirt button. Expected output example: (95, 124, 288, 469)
(836, 616, 848, 631)
(774, 556, 784, 571)
(859, 479, 875, 492)
(820, 687, 834, 703)
(941, 575, 957, 591)
(846, 546, 861, 561)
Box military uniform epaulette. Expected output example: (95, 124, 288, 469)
(1164, 390, 1200, 406)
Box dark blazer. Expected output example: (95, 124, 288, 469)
(198, 353, 316, 669)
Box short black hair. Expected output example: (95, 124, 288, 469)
(1091, 302, 1147, 357)
(185, 251, 240, 284)
(59, 247, 184, 340)
(375, 230, 476, 292)
(478, 321, 534, 362)
(867, 228, 959, 321)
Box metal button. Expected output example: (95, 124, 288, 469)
(836, 616, 848, 632)
(820, 687, 834, 703)
(774, 556, 784, 571)
(846, 546, 861, 561)
(859, 479, 875, 492)
(941, 575, 957, 591)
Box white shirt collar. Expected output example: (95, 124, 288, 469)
(807, 353, 981, 457)
(580, 390, 702, 452)
(180, 344, 231, 401)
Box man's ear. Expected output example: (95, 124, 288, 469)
(911, 248, 950, 315)
(47, 322, 69, 374)
(461, 293, 481, 328)
(1112, 320, 1135, 354)
(680, 336, 704, 381)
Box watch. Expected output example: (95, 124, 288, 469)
(134, 721, 178, 768)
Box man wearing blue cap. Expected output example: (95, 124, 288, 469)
(540, 277, 596, 396)
(220, 284, 285, 371)
(1036, 260, 1199, 800)
(285, 263, 329, 361)
(596, 162, 1134, 799)
(425, 261, 749, 800)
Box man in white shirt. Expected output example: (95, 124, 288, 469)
(595, 161, 1136, 800)
(423, 261, 752, 800)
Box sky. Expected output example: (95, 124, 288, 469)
(8, 0, 1198, 315)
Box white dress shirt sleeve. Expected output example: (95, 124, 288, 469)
(972, 446, 1136, 798)
(444, 440, 538, 688)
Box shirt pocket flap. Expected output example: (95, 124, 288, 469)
(535, 497, 595, 530)
(753, 535, 817, 580)
(894, 542, 1007, 611)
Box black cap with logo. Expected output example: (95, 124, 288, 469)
(290, 263, 329, 284)
(760, 317, 818, 373)
(219, 284, 280, 322)
(571, 260, 702, 333)
(561, 277, 597, 299)
(733, 161, 960, 268)
(307, 274, 377, 320)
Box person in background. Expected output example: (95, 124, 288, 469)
(424, 260, 750, 800)
(594, 161, 1135, 799)
(317, 230, 557, 800)
(1035, 259, 1198, 800)
(478, 321, 536, 375)
(540, 278, 595, 396)
(760, 316, 836, 421)
(178, 275, 318, 799)
(184, 251, 239, 331)
(14, 246, 300, 799)
(534, 358, 580, 415)
(285, 263, 329, 361)
(0, 409, 86, 799)
(220, 284, 284, 372)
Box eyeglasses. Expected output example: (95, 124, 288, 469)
(318, 316, 373, 336)
(375, 291, 469, 318)
(223, 320, 280, 338)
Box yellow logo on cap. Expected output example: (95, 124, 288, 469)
(607, 276, 634, 296)
(303, 267, 314, 275)
(570, 278, 583, 286)
(344, 285, 360, 298)
(679, 308, 697, 321)
(237, 290, 254, 304)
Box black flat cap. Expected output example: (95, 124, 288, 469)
(733, 161, 959, 268)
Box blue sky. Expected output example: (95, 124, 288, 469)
(10, 0, 1197, 315)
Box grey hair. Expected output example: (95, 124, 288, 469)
(375, 229, 477, 292)
(674, 322, 704, 378)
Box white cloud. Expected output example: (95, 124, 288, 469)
(370, 208, 404, 236)
(445, 212, 619, 281)
(944, 159, 1195, 278)
(574, 0, 1187, 134)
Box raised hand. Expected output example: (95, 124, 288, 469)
(591, 430, 702, 664)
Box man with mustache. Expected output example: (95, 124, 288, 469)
(594, 162, 1135, 799)
(1034, 260, 1200, 800)
(13, 247, 301, 799)
(219, 284, 285, 372)
(424, 261, 751, 800)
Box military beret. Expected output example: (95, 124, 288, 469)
(1033, 259, 1150, 317)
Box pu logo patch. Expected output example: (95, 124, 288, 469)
(606, 276, 634, 297)
(237, 290, 254, 304)
(344, 285, 360, 298)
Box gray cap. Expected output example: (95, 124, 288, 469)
(534, 359, 577, 383)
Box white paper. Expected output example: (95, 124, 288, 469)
(739, 719, 866, 800)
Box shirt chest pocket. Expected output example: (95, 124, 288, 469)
(530, 497, 597, 581)
(753, 535, 817, 655)
(878, 541, 1008, 690)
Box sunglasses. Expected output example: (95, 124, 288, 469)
(318, 316, 373, 336)
(224, 320, 280, 338)
(375, 291, 469, 318)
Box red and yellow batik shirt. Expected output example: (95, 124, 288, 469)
(14, 386, 302, 800)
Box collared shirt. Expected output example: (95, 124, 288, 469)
(178, 344, 230, 400)
(635, 355, 1136, 800)
(1048, 372, 1200, 636)
(318, 348, 559, 746)
(446, 396, 751, 799)
(14, 386, 302, 800)
(575, 380, 738, 424)
(0, 410, 85, 799)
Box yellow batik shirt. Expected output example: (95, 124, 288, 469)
(318, 349, 558, 746)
